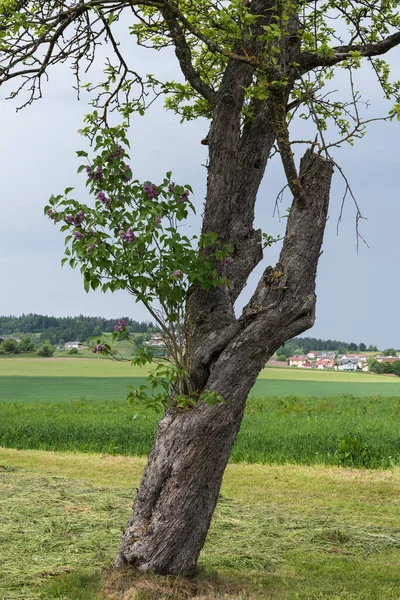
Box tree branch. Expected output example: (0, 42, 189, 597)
(160, 7, 217, 105)
(298, 31, 400, 74)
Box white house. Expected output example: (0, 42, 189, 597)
(64, 341, 83, 350)
(289, 355, 308, 367)
(147, 333, 166, 347)
(338, 358, 358, 371)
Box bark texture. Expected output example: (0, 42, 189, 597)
(114, 149, 334, 575)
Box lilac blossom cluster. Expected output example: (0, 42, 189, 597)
(170, 269, 182, 277)
(66, 210, 85, 227)
(97, 191, 111, 206)
(47, 209, 56, 220)
(119, 228, 136, 243)
(74, 230, 84, 241)
(91, 343, 105, 353)
(177, 189, 190, 203)
(143, 183, 158, 199)
(121, 165, 132, 182)
(86, 165, 103, 182)
(114, 318, 127, 333)
(107, 145, 123, 161)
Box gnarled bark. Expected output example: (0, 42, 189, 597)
(114, 149, 334, 575)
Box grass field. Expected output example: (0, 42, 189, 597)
(1, 358, 400, 467)
(1, 394, 400, 467)
(1, 448, 400, 599)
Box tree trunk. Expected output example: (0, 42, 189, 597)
(114, 149, 334, 575)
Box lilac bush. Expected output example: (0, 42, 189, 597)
(45, 120, 232, 409)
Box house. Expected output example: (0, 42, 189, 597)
(147, 333, 166, 347)
(319, 351, 336, 359)
(288, 355, 308, 367)
(375, 356, 399, 363)
(338, 358, 358, 371)
(267, 358, 287, 367)
(299, 361, 313, 369)
(343, 353, 368, 364)
(64, 341, 83, 350)
(316, 358, 334, 369)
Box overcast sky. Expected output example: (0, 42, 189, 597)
(0, 21, 399, 349)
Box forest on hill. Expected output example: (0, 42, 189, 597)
(0, 314, 382, 354)
(0, 314, 154, 345)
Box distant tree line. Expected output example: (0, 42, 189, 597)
(0, 336, 55, 357)
(0, 314, 154, 345)
(277, 337, 379, 359)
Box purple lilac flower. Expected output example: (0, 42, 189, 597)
(86, 244, 96, 254)
(119, 228, 136, 243)
(222, 256, 234, 265)
(114, 325, 122, 332)
(122, 165, 132, 182)
(74, 230, 84, 241)
(47, 209, 55, 219)
(65, 214, 74, 224)
(86, 165, 103, 181)
(73, 210, 85, 227)
(143, 183, 158, 199)
(171, 269, 182, 277)
(118, 319, 127, 326)
(91, 343, 105, 353)
(177, 189, 190, 203)
(97, 191, 111, 206)
(154, 215, 162, 224)
(125, 228, 135, 243)
(95, 165, 103, 181)
(107, 145, 123, 161)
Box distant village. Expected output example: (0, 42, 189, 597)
(268, 351, 399, 372)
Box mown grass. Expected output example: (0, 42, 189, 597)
(1, 394, 400, 467)
(1, 449, 400, 599)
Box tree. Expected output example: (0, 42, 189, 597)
(37, 341, 56, 357)
(1, 338, 19, 354)
(18, 336, 35, 352)
(383, 348, 397, 357)
(2, 0, 400, 577)
(276, 354, 288, 363)
(358, 343, 366, 352)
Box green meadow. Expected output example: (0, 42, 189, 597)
(1, 359, 400, 599)
(1, 357, 400, 402)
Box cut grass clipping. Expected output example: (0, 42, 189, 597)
(1, 450, 400, 599)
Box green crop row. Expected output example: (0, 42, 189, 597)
(1, 394, 400, 468)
